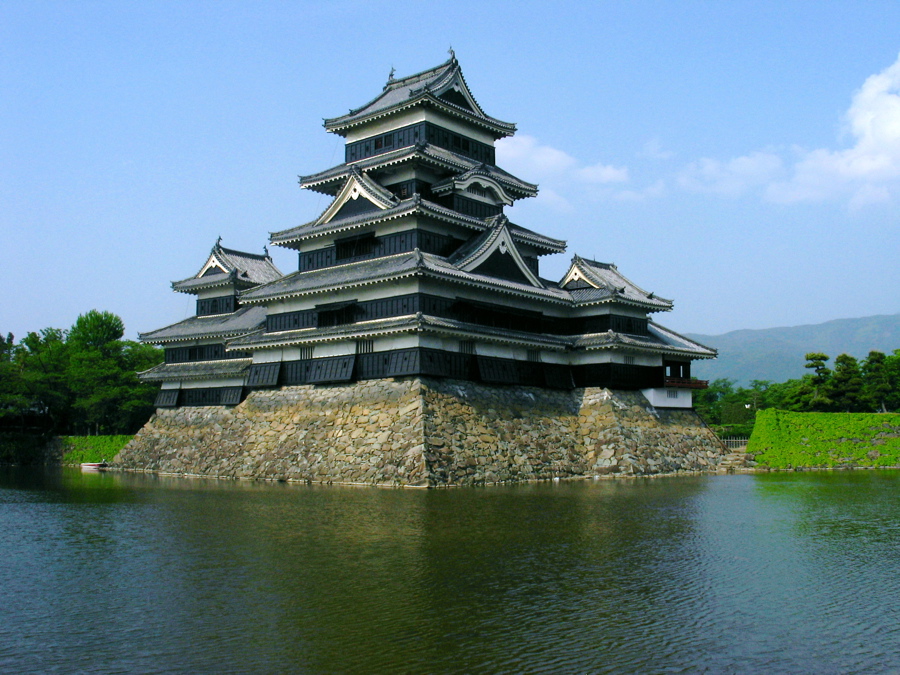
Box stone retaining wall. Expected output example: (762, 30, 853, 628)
(115, 377, 727, 486)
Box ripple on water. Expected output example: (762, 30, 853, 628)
(2, 469, 900, 673)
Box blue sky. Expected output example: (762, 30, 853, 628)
(3, 0, 899, 341)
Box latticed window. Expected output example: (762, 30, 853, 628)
(356, 340, 374, 355)
(459, 340, 476, 355)
(527, 349, 542, 363)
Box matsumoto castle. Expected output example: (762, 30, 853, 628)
(139, 55, 715, 409)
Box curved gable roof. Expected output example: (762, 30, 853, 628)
(323, 56, 516, 138)
(172, 240, 282, 294)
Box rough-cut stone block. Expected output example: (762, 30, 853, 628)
(115, 378, 727, 486)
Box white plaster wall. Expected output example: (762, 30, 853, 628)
(315, 341, 357, 357)
(641, 387, 693, 409)
(344, 109, 426, 142)
(181, 377, 245, 389)
(195, 286, 236, 300)
(343, 108, 495, 146)
(376, 334, 420, 351)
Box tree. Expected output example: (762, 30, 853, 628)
(68, 310, 125, 353)
(830, 353, 864, 412)
(795, 352, 833, 412)
(66, 310, 160, 434)
(0, 332, 31, 428)
(862, 351, 892, 412)
(16, 328, 73, 432)
(692, 378, 735, 424)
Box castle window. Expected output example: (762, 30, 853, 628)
(527, 349, 542, 363)
(356, 339, 374, 355)
(667, 390, 679, 399)
(298, 346, 314, 360)
(335, 233, 376, 261)
(459, 340, 476, 355)
(625, 355, 635, 365)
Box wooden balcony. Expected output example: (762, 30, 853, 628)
(665, 377, 709, 389)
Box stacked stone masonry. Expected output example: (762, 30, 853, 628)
(115, 378, 728, 486)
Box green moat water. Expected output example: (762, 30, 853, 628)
(2, 467, 899, 673)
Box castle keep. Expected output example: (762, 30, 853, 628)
(119, 55, 724, 485)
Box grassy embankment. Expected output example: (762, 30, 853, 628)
(748, 409, 900, 469)
(59, 436, 133, 464)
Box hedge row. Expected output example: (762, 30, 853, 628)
(748, 409, 900, 469)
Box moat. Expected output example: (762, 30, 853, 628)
(3, 467, 899, 673)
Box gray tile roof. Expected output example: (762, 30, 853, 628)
(299, 144, 537, 198)
(228, 308, 712, 360)
(270, 195, 564, 253)
(138, 358, 252, 382)
(241, 249, 574, 306)
(240, 252, 425, 303)
(566, 256, 673, 312)
(574, 323, 716, 358)
(323, 57, 515, 137)
(172, 241, 282, 293)
(139, 306, 268, 344)
(229, 315, 421, 349)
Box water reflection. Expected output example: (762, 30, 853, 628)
(2, 469, 899, 673)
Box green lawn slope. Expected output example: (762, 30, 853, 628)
(748, 409, 900, 469)
(60, 436, 133, 464)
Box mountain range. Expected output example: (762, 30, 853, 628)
(685, 313, 900, 386)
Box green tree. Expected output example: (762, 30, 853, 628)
(16, 328, 73, 432)
(862, 351, 892, 412)
(0, 332, 31, 428)
(830, 353, 864, 412)
(65, 310, 160, 434)
(883, 350, 900, 412)
(692, 378, 735, 424)
(793, 352, 833, 412)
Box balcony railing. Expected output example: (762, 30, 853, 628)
(665, 377, 709, 389)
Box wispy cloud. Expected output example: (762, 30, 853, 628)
(638, 138, 675, 160)
(677, 52, 900, 207)
(677, 151, 784, 197)
(496, 135, 629, 209)
(499, 53, 900, 211)
(766, 53, 900, 205)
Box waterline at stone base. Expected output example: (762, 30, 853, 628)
(115, 378, 729, 486)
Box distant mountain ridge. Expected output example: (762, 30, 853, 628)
(686, 313, 900, 386)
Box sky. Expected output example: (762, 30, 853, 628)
(2, 0, 900, 342)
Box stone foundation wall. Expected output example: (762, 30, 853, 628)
(115, 378, 726, 486)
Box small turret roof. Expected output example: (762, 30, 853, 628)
(562, 255, 673, 312)
(139, 306, 267, 344)
(138, 359, 253, 382)
(172, 240, 282, 294)
(323, 56, 516, 138)
(574, 322, 717, 359)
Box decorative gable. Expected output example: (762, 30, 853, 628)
(431, 171, 515, 206)
(561, 256, 673, 311)
(316, 169, 398, 226)
(452, 217, 544, 288)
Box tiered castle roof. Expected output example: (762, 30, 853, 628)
(323, 54, 516, 138)
(138, 54, 715, 408)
